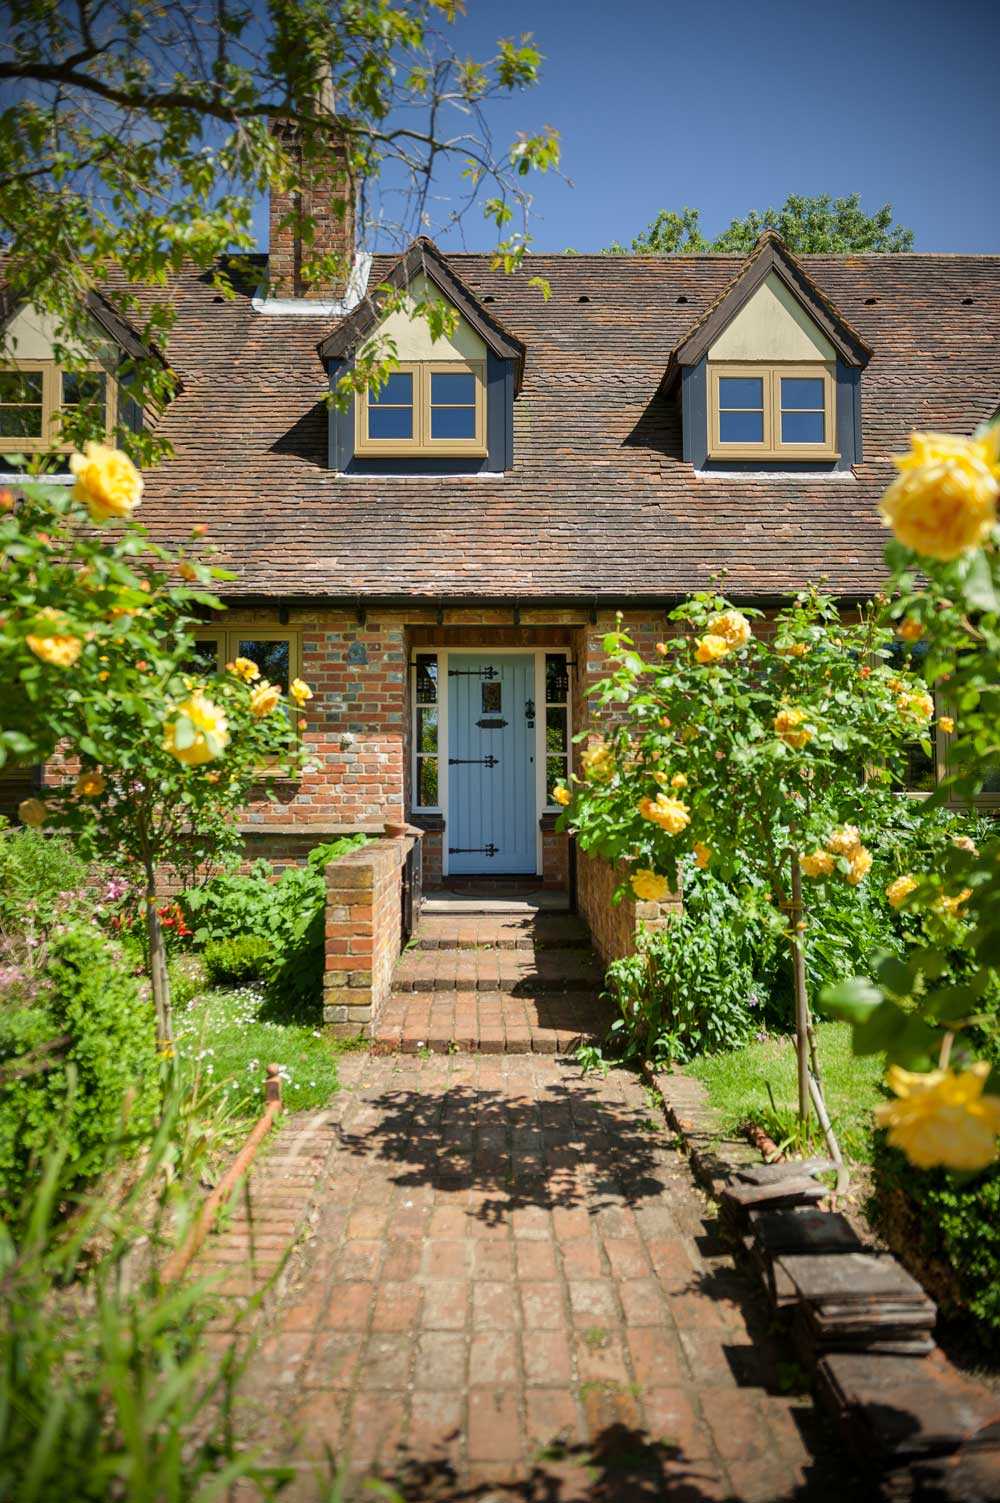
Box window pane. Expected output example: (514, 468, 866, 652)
(481, 681, 501, 713)
(62, 371, 106, 409)
(430, 406, 476, 440)
(418, 756, 439, 806)
(781, 377, 825, 410)
(781, 410, 825, 444)
(368, 406, 413, 440)
(546, 706, 568, 755)
(0, 407, 43, 437)
(546, 653, 569, 703)
(719, 410, 764, 443)
(718, 377, 763, 409)
(417, 705, 438, 753)
(431, 371, 476, 406)
(0, 372, 42, 402)
(370, 372, 413, 406)
(416, 655, 438, 704)
(546, 756, 568, 802)
(237, 639, 290, 692)
(190, 638, 222, 672)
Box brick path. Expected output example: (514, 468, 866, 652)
(375, 911, 609, 1054)
(233, 1052, 859, 1501)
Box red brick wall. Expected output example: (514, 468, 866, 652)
(324, 834, 414, 1037)
(578, 850, 681, 967)
(268, 123, 355, 299)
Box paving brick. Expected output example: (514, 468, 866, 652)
(468, 1389, 522, 1462)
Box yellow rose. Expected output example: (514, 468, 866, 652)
(69, 441, 144, 525)
(290, 677, 314, 706)
(695, 633, 730, 665)
(875, 1061, 1000, 1171)
(552, 785, 571, 806)
(846, 846, 873, 885)
(227, 656, 260, 683)
(879, 430, 1000, 561)
(18, 798, 49, 827)
(164, 692, 229, 766)
(935, 888, 973, 919)
(708, 611, 752, 649)
(777, 642, 809, 657)
(249, 680, 282, 717)
(886, 874, 919, 910)
(801, 850, 835, 878)
(952, 835, 978, 855)
(693, 841, 711, 869)
(774, 707, 813, 749)
(898, 619, 924, 642)
(26, 608, 83, 668)
(631, 868, 670, 902)
(581, 744, 613, 781)
(638, 794, 690, 835)
(825, 825, 863, 858)
(75, 770, 106, 798)
(670, 772, 687, 789)
(937, 716, 955, 735)
(897, 690, 934, 724)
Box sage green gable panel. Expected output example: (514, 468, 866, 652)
(2, 303, 112, 363)
(708, 272, 836, 362)
(360, 271, 487, 363)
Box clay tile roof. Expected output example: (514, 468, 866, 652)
(74, 246, 1000, 604)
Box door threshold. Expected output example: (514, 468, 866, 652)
(423, 891, 570, 914)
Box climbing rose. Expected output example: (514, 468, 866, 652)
(551, 785, 570, 806)
(581, 744, 613, 781)
(935, 888, 973, 919)
(897, 690, 935, 723)
(774, 707, 812, 749)
(693, 842, 711, 869)
(886, 874, 919, 910)
(630, 869, 670, 902)
(228, 656, 260, 682)
(164, 692, 229, 765)
(801, 850, 835, 878)
(695, 633, 729, 664)
(708, 610, 752, 649)
(875, 1062, 1000, 1171)
(952, 835, 978, 855)
(249, 680, 282, 717)
(638, 794, 689, 835)
(826, 826, 863, 858)
(18, 798, 49, 827)
(898, 618, 924, 642)
(69, 441, 144, 524)
(879, 430, 999, 561)
(25, 608, 82, 668)
(938, 716, 955, 734)
(75, 769, 106, 797)
(846, 847, 873, 885)
(670, 772, 687, 789)
(290, 677, 314, 706)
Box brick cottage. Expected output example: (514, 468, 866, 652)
(5, 130, 1000, 917)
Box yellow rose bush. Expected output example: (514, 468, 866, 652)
(879, 429, 999, 561)
(875, 1063, 1000, 1172)
(69, 440, 144, 525)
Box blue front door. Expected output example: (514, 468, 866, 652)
(448, 653, 537, 874)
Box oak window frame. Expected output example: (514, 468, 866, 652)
(355, 360, 487, 458)
(0, 361, 115, 454)
(708, 362, 838, 462)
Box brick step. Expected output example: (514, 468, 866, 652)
(413, 912, 592, 952)
(374, 989, 609, 1054)
(392, 946, 603, 994)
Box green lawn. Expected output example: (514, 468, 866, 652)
(174, 984, 356, 1115)
(688, 1021, 886, 1164)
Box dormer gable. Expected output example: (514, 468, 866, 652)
(665, 232, 870, 471)
(320, 238, 524, 474)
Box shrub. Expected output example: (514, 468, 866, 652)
(202, 934, 274, 986)
(0, 824, 94, 933)
(873, 1134, 1000, 1346)
(0, 924, 160, 1216)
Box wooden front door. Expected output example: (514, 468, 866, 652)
(447, 653, 537, 874)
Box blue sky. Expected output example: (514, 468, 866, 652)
(253, 0, 999, 255)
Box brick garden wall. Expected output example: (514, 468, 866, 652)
(578, 849, 681, 968)
(323, 834, 416, 1037)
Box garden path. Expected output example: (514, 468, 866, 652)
(230, 1050, 862, 1502)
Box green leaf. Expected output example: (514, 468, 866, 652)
(962, 551, 1000, 614)
(852, 998, 910, 1056)
(820, 975, 883, 1022)
(172, 714, 196, 750)
(875, 953, 917, 999)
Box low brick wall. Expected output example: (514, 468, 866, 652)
(577, 849, 681, 967)
(323, 835, 417, 1037)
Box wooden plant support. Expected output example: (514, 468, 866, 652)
(161, 1063, 283, 1286)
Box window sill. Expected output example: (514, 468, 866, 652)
(708, 450, 840, 463)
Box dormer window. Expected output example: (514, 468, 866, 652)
(355, 361, 487, 457)
(0, 363, 110, 453)
(709, 362, 836, 460)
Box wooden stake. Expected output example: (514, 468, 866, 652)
(788, 848, 810, 1127)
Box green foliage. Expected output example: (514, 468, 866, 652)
(604, 192, 913, 255)
(873, 1135, 1000, 1342)
(0, 1074, 279, 1499)
(202, 934, 275, 986)
(0, 824, 92, 932)
(0, 0, 558, 457)
(182, 836, 369, 1016)
(0, 924, 160, 1217)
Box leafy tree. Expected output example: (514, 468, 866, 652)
(604, 193, 913, 256)
(0, 465, 312, 1048)
(558, 588, 929, 1170)
(0, 0, 560, 461)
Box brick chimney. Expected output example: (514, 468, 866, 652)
(268, 106, 356, 300)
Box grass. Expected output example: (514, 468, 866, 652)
(174, 983, 361, 1115)
(687, 1020, 886, 1164)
